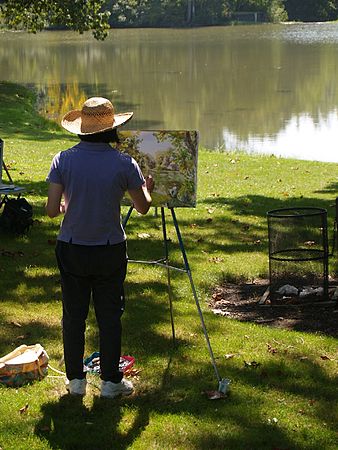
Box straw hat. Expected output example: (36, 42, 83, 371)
(61, 97, 133, 135)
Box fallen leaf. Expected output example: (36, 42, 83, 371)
(11, 321, 22, 328)
(267, 344, 278, 354)
(124, 368, 142, 377)
(137, 233, 151, 239)
(207, 208, 214, 214)
(299, 356, 308, 361)
(244, 360, 261, 368)
(304, 241, 316, 246)
(320, 355, 332, 360)
(268, 417, 278, 424)
(205, 390, 227, 400)
(211, 309, 230, 316)
(19, 404, 29, 414)
(15, 335, 26, 340)
(224, 353, 235, 359)
(206, 218, 213, 223)
(209, 257, 224, 263)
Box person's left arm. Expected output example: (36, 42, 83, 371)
(46, 182, 64, 218)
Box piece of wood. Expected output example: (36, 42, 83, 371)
(259, 286, 270, 305)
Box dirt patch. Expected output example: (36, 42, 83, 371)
(209, 279, 338, 338)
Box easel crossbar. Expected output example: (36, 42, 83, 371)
(128, 259, 187, 273)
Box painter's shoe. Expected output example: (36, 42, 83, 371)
(100, 379, 134, 399)
(66, 378, 87, 396)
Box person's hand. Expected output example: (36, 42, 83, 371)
(60, 202, 66, 214)
(145, 175, 155, 193)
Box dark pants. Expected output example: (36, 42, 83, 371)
(55, 240, 127, 383)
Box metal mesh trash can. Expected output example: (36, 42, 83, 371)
(267, 207, 329, 301)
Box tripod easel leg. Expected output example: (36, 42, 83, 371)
(161, 207, 176, 346)
(169, 207, 221, 383)
(122, 205, 134, 229)
(122, 205, 222, 385)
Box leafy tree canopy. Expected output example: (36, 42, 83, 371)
(0, 0, 110, 40)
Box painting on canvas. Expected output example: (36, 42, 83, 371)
(118, 130, 198, 208)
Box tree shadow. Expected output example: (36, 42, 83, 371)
(34, 346, 337, 449)
(0, 319, 61, 357)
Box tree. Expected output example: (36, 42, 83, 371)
(284, 0, 337, 21)
(0, 0, 111, 40)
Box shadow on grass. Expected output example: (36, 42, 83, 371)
(34, 350, 337, 450)
(0, 319, 61, 357)
(1, 185, 338, 345)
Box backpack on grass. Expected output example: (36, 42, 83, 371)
(0, 197, 33, 234)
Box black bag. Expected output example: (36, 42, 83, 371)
(0, 197, 33, 234)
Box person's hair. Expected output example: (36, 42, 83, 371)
(78, 128, 120, 144)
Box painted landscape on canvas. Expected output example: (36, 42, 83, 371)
(118, 130, 198, 208)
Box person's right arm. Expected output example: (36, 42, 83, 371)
(128, 175, 154, 215)
(46, 182, 64, 218)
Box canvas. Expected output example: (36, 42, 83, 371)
(119, 130, 198, 208)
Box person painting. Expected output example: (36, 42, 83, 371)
(46, 97, 154, 398)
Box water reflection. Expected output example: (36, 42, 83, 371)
(1, 24, 338, 161)
(224, 111, 338, 162)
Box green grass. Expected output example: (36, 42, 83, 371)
(0, 82, 337, 450)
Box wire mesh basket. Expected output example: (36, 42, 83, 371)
(267, 207, 329, 301)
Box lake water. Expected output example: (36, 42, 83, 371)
(1, 23, 338, 162)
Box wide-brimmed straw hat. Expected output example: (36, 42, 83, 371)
(61, 97, 133, 135)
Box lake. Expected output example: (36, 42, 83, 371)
(1, 23, 338, 162)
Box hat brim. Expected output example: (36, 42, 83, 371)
(61, 110, 134, 135)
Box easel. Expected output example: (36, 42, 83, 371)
(123, 205, 225, 390)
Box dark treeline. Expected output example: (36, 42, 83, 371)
(1, 1, 338, 41)
(105, 0, 338, 27)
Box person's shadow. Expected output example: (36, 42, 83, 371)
(35, 389, 150, 450)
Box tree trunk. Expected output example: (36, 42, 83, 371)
(186, 0, 195, 24)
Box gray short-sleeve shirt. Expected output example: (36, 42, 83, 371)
(47, 141, 145, 245)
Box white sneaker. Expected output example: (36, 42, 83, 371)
(66, 378, 87, 396)
(100, 378, 134, 399)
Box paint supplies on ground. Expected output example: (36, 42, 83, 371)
(83, 352, 135, 375)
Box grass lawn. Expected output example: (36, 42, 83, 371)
(0, 82, 337, 450)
